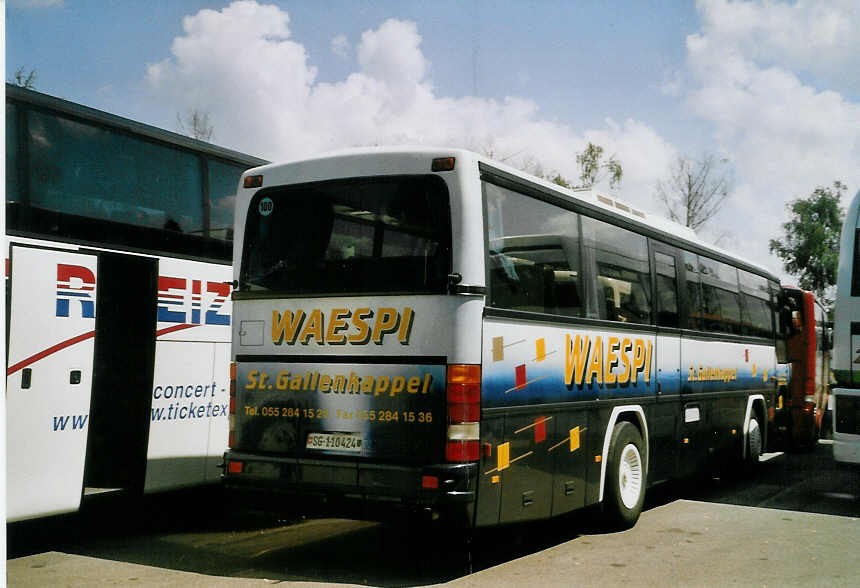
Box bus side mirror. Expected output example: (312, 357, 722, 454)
(780, 305, 800, 337)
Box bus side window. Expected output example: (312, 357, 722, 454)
(581, 216, 651, 324)
(683, 251, 703, 331)
(655, 251, 679, 328)
(739, 269, 773, 338)
(699, 257, 742, 335)
(484, 181, 582, 317)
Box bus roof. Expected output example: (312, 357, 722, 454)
(6, 84, 268, 168)
(241, 146, 779, 282)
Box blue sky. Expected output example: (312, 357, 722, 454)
(7, 1, 860, 276)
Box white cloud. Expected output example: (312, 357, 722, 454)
(331, 34, 350, 59)
(144, 1, 674, 211)
(696, 0, 860, 92)
(357, 19, 426, 85)
(681, 0, 860, 275)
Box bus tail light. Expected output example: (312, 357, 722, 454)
(446, 364, 480, 462)
(229, 362, 237, 448)
(243, 174, 263, 188)
(431, 156, 456, 172)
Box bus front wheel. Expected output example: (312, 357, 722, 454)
(604, 422, 646, 529)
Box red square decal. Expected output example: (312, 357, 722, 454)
(515, 364, 526, 390)
(534, 417, 546, 443)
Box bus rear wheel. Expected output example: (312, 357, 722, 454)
(745, 416, 762, 468)
(604, 422, 646, 529)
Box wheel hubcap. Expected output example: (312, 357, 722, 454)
(619, 443, 642, 509)
(748, 419, 762, 459)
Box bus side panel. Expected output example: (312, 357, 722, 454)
(6, 246, 98, 521)
(481, 317, 655, 524)
(649, 332, 681, 483)
(550, 408, 590, 517)
(144, 341, 215, 491)
(498, 411, 554, 523)
(145, 257, 232, 492)
(207, 341, 231, 480)
(475, 414, 504, 527)
(679, 336, 775, 473)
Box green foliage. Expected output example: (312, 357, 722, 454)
(576, 142, 622, 189)
(550, 173, 571, 188)
(487, 142, 621, 192)
(769, 181, 845, 304)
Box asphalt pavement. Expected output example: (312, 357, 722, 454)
(8, 498, 858, 587)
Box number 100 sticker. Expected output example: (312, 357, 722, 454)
(259, 197, 274, 216)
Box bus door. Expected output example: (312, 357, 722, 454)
(651, 244, 682, 483)
(6, 245, 99, 521)
(83, 252, 158, 495)
(678, 250, 709, 477)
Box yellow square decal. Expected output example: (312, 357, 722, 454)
(569, 426, 581, 452)
(535, 338, 546, 362)
(497, 442, 510, 471)
(492, 337, 504, 362)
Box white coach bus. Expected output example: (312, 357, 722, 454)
(832, 189, 860, 464)
(5, 85, 266, 521)
(224, 147, 788, 529)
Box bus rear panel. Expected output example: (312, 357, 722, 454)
(225, 160, 483, 524)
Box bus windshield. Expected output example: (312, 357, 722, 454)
(240, 174, 451, 295)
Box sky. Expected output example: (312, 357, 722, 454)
(6, 0, 860, 279)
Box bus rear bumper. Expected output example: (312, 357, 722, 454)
(832, 388, 860, 465)
(833, 434, 860, 464)
(222, 451, 477, 525)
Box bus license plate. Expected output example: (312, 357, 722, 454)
(306, 432, 363, 452)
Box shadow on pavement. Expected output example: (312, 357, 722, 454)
(8, 441, 857, 587)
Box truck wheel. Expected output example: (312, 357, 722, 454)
(604, 422, 646, 529)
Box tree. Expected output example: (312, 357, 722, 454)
(654, 153, 731, 231)
(11, 67, 37, 89)
(177, 109, 214, 142)
(477, 141, 621, 191)
(576, 142, 622, 190)
(548, 173, 572, 189)
(769, 181, 845, 304)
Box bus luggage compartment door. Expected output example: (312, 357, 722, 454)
(6, 245, 99, 521)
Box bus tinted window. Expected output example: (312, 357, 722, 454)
(241, 175, 451, 295)
(6, 103, 19, 203)
(655, 251, 679, 328)
(739, 269, 773, 338)
(683, 250, 703, 330)
(485, 182, 582, 316)
(208, 159, 247, 242)
(27, 110, 204, 234)
(582, 216, 651, 324)
(700, 257, 742, 334)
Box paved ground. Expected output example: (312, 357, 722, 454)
(8, 500, 858, 587)
(446, 500, 858, 588)
(7, 441, 860, 587)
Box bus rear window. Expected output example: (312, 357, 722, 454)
(240, 175, 451, 295)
